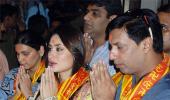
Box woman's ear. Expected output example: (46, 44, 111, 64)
(39, 46, 45, 57)
(109, 15, 117, 22)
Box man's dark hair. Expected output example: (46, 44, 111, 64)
(106, 9, 163, 53)
(157, 4, 170, 13)
(85, 0, 123, 17)
(0, 4, 19, 22)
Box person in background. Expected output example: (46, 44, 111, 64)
(0, 4, 25, 70)
(89, 9, 170, 100)
(83, 0, 123, 76)
(48, 1, 85, 33)
(25, 0, 56, 27)
(157, 4, 170, 55)
(0, 49, 9, 82)
(1, 30, 46, 100)
(0, 49, 9, 100)
(40, 24, 92, 100)
(28, 14, 49, 41)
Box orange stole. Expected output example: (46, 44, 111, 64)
(112, 54, 170, 100)
(57, 67, 89, 99)
(14, 60, 45, 100)
(112, 72, 123, 87)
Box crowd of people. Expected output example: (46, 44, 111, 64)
(0, 0, 170, 100)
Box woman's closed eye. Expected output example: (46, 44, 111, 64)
(17, 52, 30, 57)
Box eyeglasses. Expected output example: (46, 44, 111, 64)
(161, 24, 170, 32)
(124, 9, 153, 39)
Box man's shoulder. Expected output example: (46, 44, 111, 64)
(143, 73, 170, 100)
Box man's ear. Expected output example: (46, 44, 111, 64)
(39, 46, 45, 57)
(141, 37, 153, 53)
(109, 15, 117, 22)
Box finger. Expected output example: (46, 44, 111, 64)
(20, 74, 26, 83)
(18, 71, 22, 83)
(90, 38, 93, 46)
(95, 62, 101, 81)
(50, 67, 57, 94)
(90, 70, 97, 98)
(45, 68, 49, 84)
(98, 60, 104, 81)
(89, 70, 95, 91)
(83, 33, 88, 41)
(90, 64, 97, 85)
(49, 68, 55, 86)
(18, 68, 24, 82)
(20, 66, 26, 76)
(102, 61, 111, 80)
(25, 73, 30, 80)
(84, 33, 88, 37)
(18, 67, 21, 75)
(40, 74, 43, 99)
(16, 74, 20, 92)
(93, 63, 100, 84)
(47, 68, 52, 94)
(40, 74, 45, 99)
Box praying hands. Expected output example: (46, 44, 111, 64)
(90, 61, 116, 100)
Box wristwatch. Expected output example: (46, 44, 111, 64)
(44, 96, 57, 100)
(27, 96, 34, 100)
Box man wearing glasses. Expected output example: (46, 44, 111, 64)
(157, 4, 170, 55)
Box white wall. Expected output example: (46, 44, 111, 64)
(122, 0, 162, 12)
(141, 0, 161, 12)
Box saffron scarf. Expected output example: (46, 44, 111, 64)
(112, 53, 170, 100)
(14, 60, 45, 100)
(57, 67, 89, 99)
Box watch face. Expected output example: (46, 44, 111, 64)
(28, 96, 34, 100)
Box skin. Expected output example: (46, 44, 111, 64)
(109, 28, 162, 78)
(0, 50, 9, 80)
(90, 61, 116, 100)
(3, 14, 17, 30)
(158, 12, 170, 54)
(90, 27, 163, 100)
(48, 34, 74, 79)
(109, 28, 145, 76)
(83, 4, 114, 64)
(84, 5, 111, 40)
(40, 34, 75, 99)
(15, 44, 41, 72)
(14, 43, 43, 99)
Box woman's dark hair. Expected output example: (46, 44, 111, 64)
(15, 30, 46, 58)
(48, 24, 85, 75)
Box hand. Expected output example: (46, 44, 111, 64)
(90, 61, 116, 100)
(14, 73, 21, 96)
(40, 67, 58, 99)
(16, 16, 25, 32)
(18, 66, 33, 98)
(83, 33, 95, 64)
